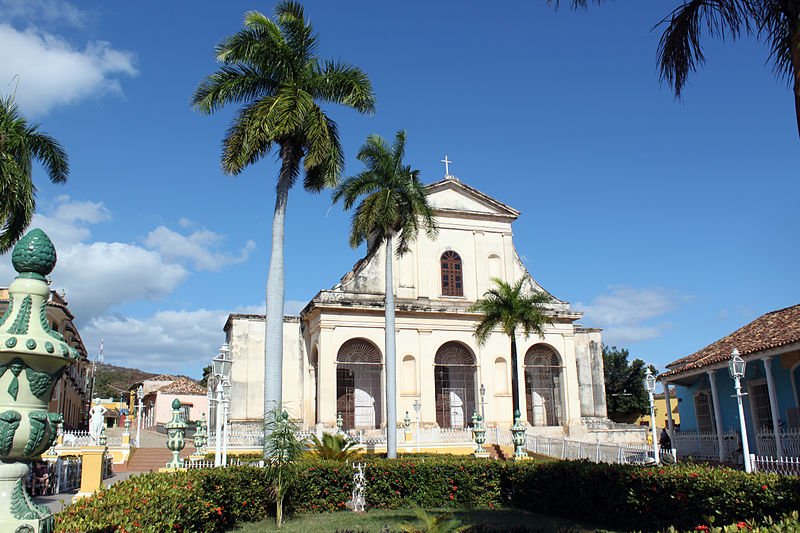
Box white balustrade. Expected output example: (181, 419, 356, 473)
(752, 454, 800, 476)
(672, 430, 740, 461)
(756, 427, 800, 458)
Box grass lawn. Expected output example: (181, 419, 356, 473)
(229, 507, 597, 532)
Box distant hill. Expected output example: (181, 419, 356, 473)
(90, 363, 157, 400)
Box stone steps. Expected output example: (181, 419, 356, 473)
(119, 445, 196, 472)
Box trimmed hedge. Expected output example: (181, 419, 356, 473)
(55, 459, 800, 533)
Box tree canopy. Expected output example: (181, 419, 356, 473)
(602, 345, 655, 421)
(0, 94, 68, 252)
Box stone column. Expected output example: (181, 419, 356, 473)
(589, 341, 607, 418)
(762, 357, 784, 458)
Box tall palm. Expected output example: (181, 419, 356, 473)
(550, 0, 800, 141)
(0, 94, 68, 252)
(332, 130, 437, 459)
(470, 277, 553, 421)
(192, 2, 376, 419)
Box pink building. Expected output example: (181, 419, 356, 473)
(138, 376, 208, 425)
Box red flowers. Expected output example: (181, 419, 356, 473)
(695, 526, 709, 531)
(762, 485, 768, 490)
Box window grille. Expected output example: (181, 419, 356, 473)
(750, 383, 773, 431)
(336, 339, 383, 430)
(441, 251, 463, 297)
(524, 345, 563, 427)
(434, 342, 475, 428)
(694, 392, 715, 433)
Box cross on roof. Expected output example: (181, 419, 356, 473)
(441, 155, 452, 177)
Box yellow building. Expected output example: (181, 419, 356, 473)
(0, 287, 89, 430)
(636, 387, 680, 430)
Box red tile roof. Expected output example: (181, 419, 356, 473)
(661, 303, 800, 379)
(157, 377, 206, 395)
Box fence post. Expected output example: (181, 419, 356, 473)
(596, 442, 600, 463)
(749, 454, 757, 473)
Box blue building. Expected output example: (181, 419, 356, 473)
(659, 304, 800, 460)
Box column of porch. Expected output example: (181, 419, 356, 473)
(707, 370, 725, 462)
(762, 357, 784, 458)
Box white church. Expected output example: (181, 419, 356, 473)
(224, 175, 620, 439)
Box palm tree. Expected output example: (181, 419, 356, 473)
(332, 130, 437, 459)
(306, 432, 360, 461)
(192, 2, 376, 418)
(550, 1, 800, 141)
(469, 277, 553, 421)
(0, 94, 68, 252)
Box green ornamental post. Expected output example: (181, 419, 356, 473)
(193, 413, 208, 451)
(473, 414, 488, 457)
(0, 229, 79, 533)
(165, 398, 187, 468)
(511, 409, 527, 459)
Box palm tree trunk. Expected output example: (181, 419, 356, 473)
(385, 234, 397, 458)
(264, 141, 301, 426)
(791, 26, 800, 141)
(509, 331, 520, 419)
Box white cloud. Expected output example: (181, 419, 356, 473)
(0, 0, 87, 28)
(144, 226, 256, 272)
(577, 286, 681, 346)
(178, 217, 193, 229)
(82, 309, 230, 376)
(0, 23, 137, 115)
(0, 197, 254, 323)
(82, 301, 267, 375)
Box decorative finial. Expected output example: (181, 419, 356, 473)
(11, 229, 56, 280)
(171, 398, 182, 410)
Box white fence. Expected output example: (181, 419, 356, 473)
(519, 432, 659, 465)
(672, 430, 740, 461)
(62, 431, 123, 448)
(185, 458, 265, 469)
(756, 428, 800, 458)
(752, 455, 800, 476)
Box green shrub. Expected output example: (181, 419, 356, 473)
(55, 458, 800, 533)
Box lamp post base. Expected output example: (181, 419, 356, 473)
(0, 462, 54, 533)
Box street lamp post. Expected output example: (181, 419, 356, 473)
(222, 379, 231, 466)
(479, 383, 486, 421)
(136, 385, 143, 447)
(729, 348, 752, 473)
(413, 398, 421, 453)
(212, 345, 232, 467)
(644, 368, 659, 464)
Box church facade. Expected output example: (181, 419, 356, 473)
(225, 176, 610, 437)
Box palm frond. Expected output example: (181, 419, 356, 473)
(191, 66, 279, 114)
(311, 60, 377, 114)
(470, 277, 552, 344)
(655, 0, 749, 97)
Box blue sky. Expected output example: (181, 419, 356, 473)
(0, 0, 797, 378)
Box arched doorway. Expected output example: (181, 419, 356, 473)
(524, 344, 563, 426)
(336, 339, 383, 430)
(434, 342, 476, 428)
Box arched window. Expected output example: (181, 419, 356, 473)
(336, 339, 383, 430)
(441, 251, 463, 296)
(524, 345, 563, 427)
(434, 342, 476, 428)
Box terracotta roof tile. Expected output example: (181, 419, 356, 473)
(156, 377, 206, 395)
(661, 303, 800, 379)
